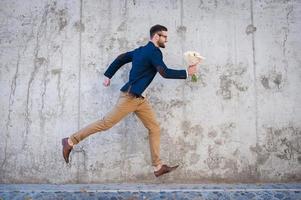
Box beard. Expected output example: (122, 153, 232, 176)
(158, 41, 166, 48)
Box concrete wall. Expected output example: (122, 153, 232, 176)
(0, 0, 300, 183)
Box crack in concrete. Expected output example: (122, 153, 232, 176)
(52, 37, 65, 116)
(282, 5, 293, 57)
(117, 0, 133, 178)
(75, 0, 83, 183)
(52, 68, 65, 118)
(58, 47, 63, 102)
(282, 4, 293, 83)
(39, 58, 49, 134)
(24, 4, 51, 150)
(53, 68, 63, 114)
(77, 0, 83, 132)
(1, 51, 21, 172)
(250, 0, 259, 180)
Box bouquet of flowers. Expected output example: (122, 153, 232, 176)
(184, 51, 205, 82)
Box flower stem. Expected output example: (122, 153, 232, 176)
(192, 74, 197, 82)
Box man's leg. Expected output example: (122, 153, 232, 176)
(62, 92, 138, 163)
(134, 98, 162, 167)
(135, 98, 179, 177)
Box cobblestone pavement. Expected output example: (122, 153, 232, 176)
(0, 183, 300, 200)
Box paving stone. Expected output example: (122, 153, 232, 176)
(1, 184, 301, 200)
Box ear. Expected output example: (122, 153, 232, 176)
(154, 33, 160, 41)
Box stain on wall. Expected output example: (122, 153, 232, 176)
(260, 71, 284, 90)
(216, 63, 249, 100)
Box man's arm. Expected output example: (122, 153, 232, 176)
(151, 50, 191, 79)
(104, 51, 134, 79)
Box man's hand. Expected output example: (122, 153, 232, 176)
(187, 64, 198, 76)
(103, 78, 111, 87)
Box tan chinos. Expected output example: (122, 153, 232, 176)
(70, 92, 161, 166)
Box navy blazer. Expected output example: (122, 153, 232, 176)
(104, 41, 187, 96)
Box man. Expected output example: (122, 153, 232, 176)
(62, 24, 198, 177)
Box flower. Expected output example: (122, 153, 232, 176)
(184, 51, 205, 82)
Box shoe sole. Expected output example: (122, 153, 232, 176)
(155, 165, 179, 177)
(62, 139, 69, 163)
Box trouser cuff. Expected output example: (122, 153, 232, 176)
(70, 135, 80, 145)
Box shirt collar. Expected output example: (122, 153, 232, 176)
(148, 41, 159, 49)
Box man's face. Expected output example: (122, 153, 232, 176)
(157, 31, 168, 48)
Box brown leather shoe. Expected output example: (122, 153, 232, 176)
(62, 137, 73, 163)
(154, 164, 179, 177)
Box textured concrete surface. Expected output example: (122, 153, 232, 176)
(1, 183, 301, 200)
(0, 0, 301, 183)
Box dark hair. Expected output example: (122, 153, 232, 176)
(150, 24, 168, 38)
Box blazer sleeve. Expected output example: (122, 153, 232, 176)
(104, 51, 134, 79)
(151, 49, 187, 79)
